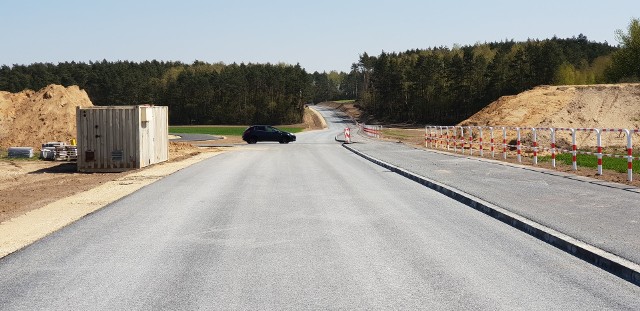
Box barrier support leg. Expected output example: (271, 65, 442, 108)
(572, 129, 577, 171)
(479, 127, 484, 157)
(446, 127, 450, 151)
(551, 128, 556, 168)
(596, 129, 602, 175)
(460, 127, 465, 154)
(490, 127, 494, 158)
(424, 126, 428, 148)
(625, 129, 633, 181)
(468, 127, 474, 156)
(502, 127, 507, 160)
(532, 128, 538, 165)
(453, 127, 457, 153)
(517, 127, 522, 163)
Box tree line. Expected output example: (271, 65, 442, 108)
(1, 19, 638, 126)
(345, 35, 620, 124)
(0, 61, 313, 125)
(343, 19, 640, 125)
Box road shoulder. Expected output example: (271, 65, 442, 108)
(0, 151, 223, 258)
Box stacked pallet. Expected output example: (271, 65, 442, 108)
(54, 145, 78, 161)
(38, 142, 78, 161)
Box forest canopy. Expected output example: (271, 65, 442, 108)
(2, 20, 639, 125)
(345, 36, 618, 124)
(0, 61, 312, 125)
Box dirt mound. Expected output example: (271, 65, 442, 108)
(0, 85, 93, 150)
(460, 84, 640, 129)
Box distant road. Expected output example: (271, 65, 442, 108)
(0, 106, 638, 310)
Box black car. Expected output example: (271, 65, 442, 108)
(242, 125, 297, 144)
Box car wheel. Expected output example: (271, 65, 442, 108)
(248, 137, 257, 144)
(279, 138, 286, 144)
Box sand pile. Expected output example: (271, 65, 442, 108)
(459, 84, 640, 148)
(0, 85, 94, 150)
(460, 84, 640, 129)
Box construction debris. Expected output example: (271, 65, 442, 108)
(8, 147, 34, 158)
(39, 142, 77, 161)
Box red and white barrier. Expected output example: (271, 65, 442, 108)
(363, 124, 382, 139)
(344, 127, 351, 144)
(424, 125, 638, 181)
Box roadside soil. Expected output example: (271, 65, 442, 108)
(0, 105, 325, 224)
(0, 142, 211, 224)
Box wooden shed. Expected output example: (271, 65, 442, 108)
(76, 105, 169, 172)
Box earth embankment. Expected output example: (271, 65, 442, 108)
(460, 84, 640, 130)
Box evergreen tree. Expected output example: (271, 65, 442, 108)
(608, 18, 640, 82)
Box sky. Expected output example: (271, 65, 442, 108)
(1, 0, 638, 73)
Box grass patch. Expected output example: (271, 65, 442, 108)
(169, 126, 304, 136)
(382, 129, 420, 139)
(538, 152, 640, 173)
(169, 126, 247, 136)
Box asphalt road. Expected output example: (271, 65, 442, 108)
(1, 107, 639, 310)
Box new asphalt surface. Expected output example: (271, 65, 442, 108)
(0, 106, 639, 309)
(342, 120, 640, 267)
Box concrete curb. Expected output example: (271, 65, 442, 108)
(342, 143, 640, 286)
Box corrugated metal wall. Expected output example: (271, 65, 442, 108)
(138, 106, 169, 167)
(76, 106, 168, 172)
(153, 106, 169, 164)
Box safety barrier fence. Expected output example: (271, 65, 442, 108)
(425, 126, 640, 181)
(360, 124, 383, 139)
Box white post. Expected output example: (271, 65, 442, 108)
(502, 127, 507, 160)
(425, 126, 429, 148)
(490, 127, 495, 158)
(596, 129, 602, 175)
(532, 127, 538, 165)
(460, 126, 465, 154)
(551, 128, 556, 168)
(479, 127, 484, 157)
(516, 127, 522, 163)
(468, 126, 474, 156)
(625, 129, 633, 181)
(453, 127, 458, 153)
(571, 128, 577, 171)
(446, 126, 451, 151)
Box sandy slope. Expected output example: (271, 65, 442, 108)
(460, 84, 640, 129)
(458, 84, 640, 148)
